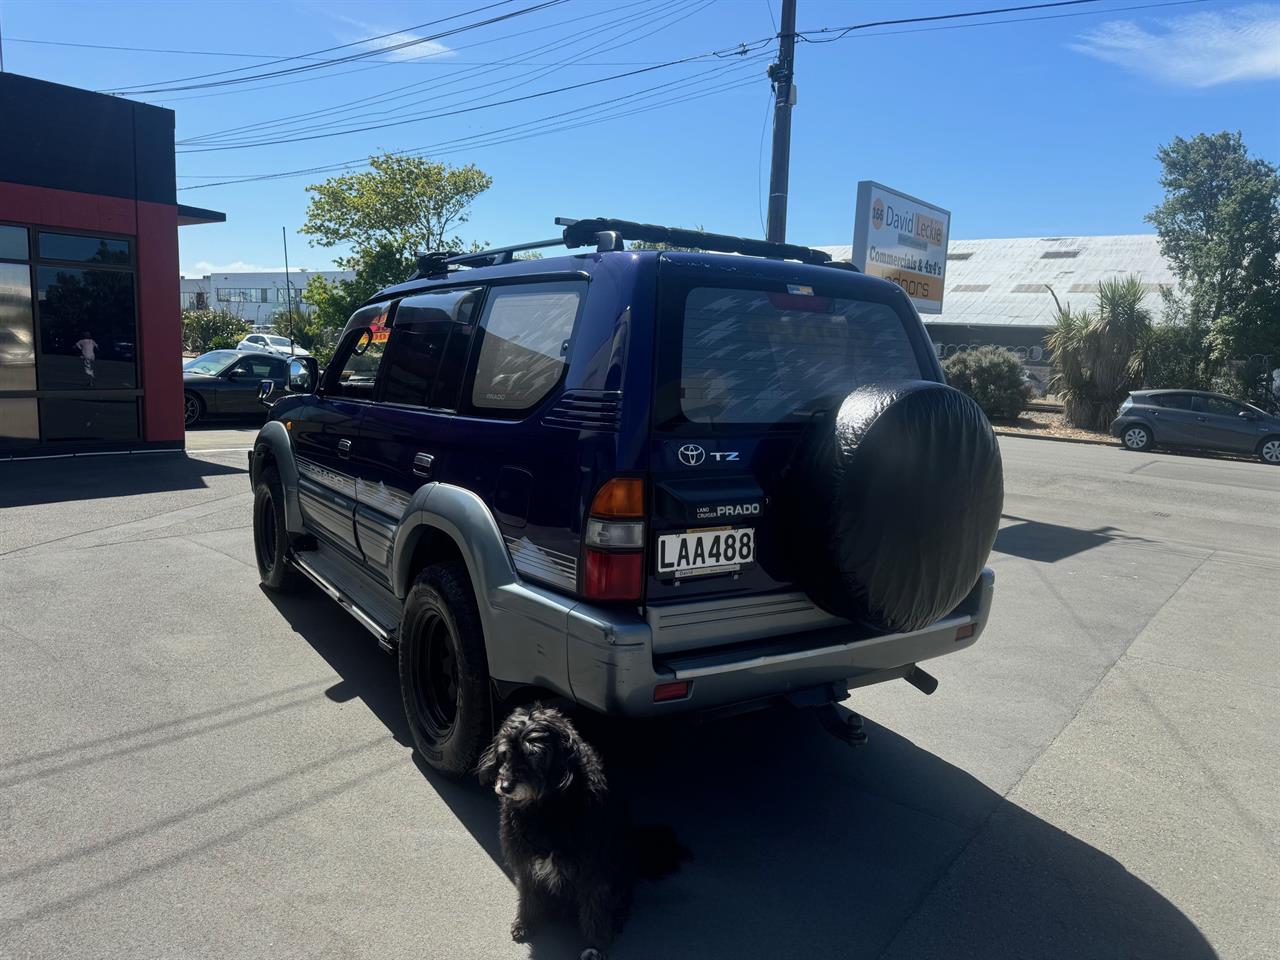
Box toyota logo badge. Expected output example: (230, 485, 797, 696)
(678, 444, 706, 466)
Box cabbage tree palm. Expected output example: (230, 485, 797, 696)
(1045, 276, 1153, 430)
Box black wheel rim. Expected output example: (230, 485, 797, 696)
(410, 612, 459, 742)
(255, 491, 277, 573)
(184, 395, 199, 425)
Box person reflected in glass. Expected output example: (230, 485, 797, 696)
(75, 330, 99, 386)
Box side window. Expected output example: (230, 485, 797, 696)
(381, 287, 481, 410)
(324, 317, 388, 401)
(230, 355, 277, 379)
(1156, 394, 1191, 410)
(1204, 397, 1241, 417)
(469, 281, 584, 413)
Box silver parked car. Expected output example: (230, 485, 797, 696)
(1111, 389, 1280, 464)
(236, 333, 310, 357)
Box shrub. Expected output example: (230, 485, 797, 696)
(942, 346, 1031, 420)
(182, 308, 249, 353)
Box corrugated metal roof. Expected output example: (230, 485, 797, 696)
(814, 234, 1176, 328)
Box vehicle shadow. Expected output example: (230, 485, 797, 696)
(0, 452, 245, 508)
(995, 513, 1154, 563)
(263, 587, 1216, 960)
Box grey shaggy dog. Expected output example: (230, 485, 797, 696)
(477, 705, 686, 960)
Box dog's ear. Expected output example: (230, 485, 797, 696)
(476, 736, 499, 784)
(557, 723, 607, 797)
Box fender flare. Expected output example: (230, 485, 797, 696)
(391, 482, 520, 603)
(250, 420, 304, 534)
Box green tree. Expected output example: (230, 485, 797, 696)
(1146, 132, 1280, 383)
(942, 346, 1031, 420)
(1045, 276, 1153, 430)
(182, 308, 249, 353)
(301, 153, 492, 267)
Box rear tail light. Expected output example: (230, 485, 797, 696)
(582, 478, 645, 602)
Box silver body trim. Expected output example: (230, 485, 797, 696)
(504, 535, 577, 591)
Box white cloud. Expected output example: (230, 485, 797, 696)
(1069, 4, 1280, 87)
(184, 261, 285, 276)
(334, 16, 453, 63)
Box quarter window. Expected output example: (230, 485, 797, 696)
(470, 282, 583, 412)
(381, 287, 480, 410)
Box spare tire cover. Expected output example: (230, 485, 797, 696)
(777, 380, 1003, 633)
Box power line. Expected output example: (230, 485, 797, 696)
(178, 0, 697, 147)
(3, 34, 670, 67)
(799, 0, 1210, 42)
(145, 0, 688, 106)
(795, 0, 1108, 43)
(178, 55, 770, 190)
(100, 0, 566, 95)
(176, 37, 774, 152)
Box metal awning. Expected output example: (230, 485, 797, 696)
(177, 204, 226, 226)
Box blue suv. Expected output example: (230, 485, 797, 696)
(249, 218, 1003, 775)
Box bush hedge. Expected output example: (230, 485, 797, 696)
(942, 346, 1031, 420)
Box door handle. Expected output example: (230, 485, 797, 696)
(1195, 416, 1207, 422)
(338, 438, 352, 459)
(413, 452, 435, 478)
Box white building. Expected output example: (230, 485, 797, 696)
(179, 269, 355, 328)
(817, 234, 1177, 369)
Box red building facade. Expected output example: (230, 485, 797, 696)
(0, 73, 222, 455)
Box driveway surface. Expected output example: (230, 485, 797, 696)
(0, 435, 1276, 959)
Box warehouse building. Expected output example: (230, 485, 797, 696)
(818, 234, 1177, 373)
(180, 269, 355, 329)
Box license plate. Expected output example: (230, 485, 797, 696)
(656, 527, 755, 578)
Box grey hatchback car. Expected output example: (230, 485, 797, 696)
(1111, 389, 1280, 464)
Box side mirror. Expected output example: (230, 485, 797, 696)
(225, 370, 239, 381)
(288, 357, 318, 393)
(257, 379, 276, 407)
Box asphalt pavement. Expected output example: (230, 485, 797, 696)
(0, 434, 1276, 960)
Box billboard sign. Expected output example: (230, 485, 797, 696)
(851, 181, 950, 314)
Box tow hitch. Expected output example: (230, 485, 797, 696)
(814, 701, 868, 747)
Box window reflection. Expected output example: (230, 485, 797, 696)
(0, 225, 29, 261)
(0, 262, 36, 390)
(38, 233, 131, 265)
(37, 266, 137, 390)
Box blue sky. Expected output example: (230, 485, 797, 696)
(3, 0, 1277, 274)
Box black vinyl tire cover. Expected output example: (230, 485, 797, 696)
(779, 380, 1003, 633)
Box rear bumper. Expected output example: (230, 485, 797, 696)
(561, 568, 995, 717)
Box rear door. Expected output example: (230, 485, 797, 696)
(290, 307, 388, 559)
(1147, 392, 1199, 444)
(350, 286, 481, 584)
(646, 265, 934, 605)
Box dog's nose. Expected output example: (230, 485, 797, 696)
(498, 779, 514, 795)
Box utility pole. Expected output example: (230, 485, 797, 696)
(765, 0, 797, 243)
(1, 7, 7, 73)
(281, 227, 297, 350)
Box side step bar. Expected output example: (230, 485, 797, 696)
(291, 554, 397, 653)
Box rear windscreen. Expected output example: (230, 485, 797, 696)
(677, 286, 924, 424)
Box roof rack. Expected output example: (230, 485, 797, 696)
(558, 217, 838, 266)
(407, 216, 851, 280)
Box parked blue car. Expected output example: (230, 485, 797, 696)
(1111, 389, 1280, 464)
